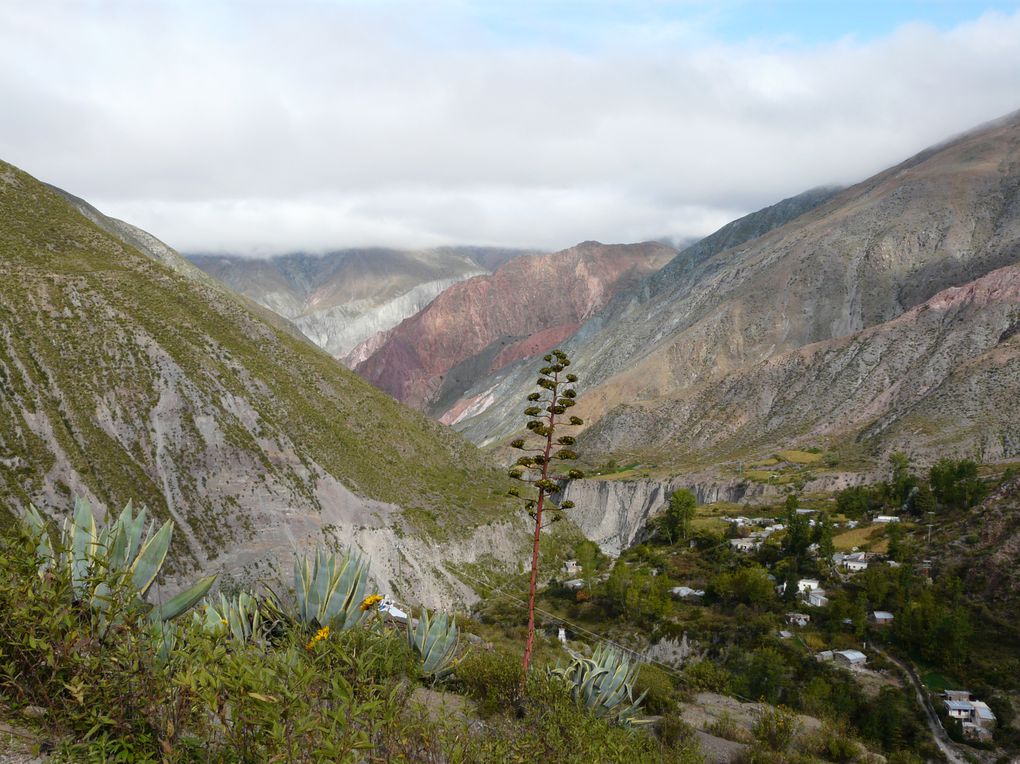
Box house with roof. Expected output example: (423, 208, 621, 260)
(874, 515, 901, 523)
(797, 578, 820, 593)
(562, 559, 581, 576)
(729, 537, 759, 553)
(942, 691, 996, 741)
(870, 611, 894, 626)
(563, 578, 585, 591)
(806, 589, 829, 607)
(834, 649, 867, 667)
(785, 612, 810, 627)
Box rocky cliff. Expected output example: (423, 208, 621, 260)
(352, 241, 675, 413)
(0, 160, 527, 608)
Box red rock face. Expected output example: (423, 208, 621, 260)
(353, 241, 675, 409)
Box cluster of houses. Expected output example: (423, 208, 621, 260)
(942, 690, 997, 741)
(725, 515, 787, 552)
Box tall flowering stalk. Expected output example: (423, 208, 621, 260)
(507, 349, 584, 682)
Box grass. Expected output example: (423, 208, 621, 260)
(920, 670, 953, 692)
(776, 449, 824, 465)
(832, 524, 889, 553)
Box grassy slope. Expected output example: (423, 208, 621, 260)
(0, 160, 513, 544)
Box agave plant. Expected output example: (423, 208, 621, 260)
(279, 546, 372, 631)
(196, 591, 264, 642)
(550, 645, 650, 725)
(23, 497, 215, 623)
(407, 607, 461, 679)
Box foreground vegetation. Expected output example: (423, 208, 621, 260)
(0, 508, 700, 763)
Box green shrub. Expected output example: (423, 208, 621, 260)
(454, 649, 524, 717)
(684, 659, 731, 692)
(751, 704, 800, 752)
(656, 711, 697, 747)
(635, 662, 679, 715)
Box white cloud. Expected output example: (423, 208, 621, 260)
(1, 2, 1018, 254)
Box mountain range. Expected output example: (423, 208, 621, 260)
(441, 112, 1020, 471)
(189, 247, 536, 362)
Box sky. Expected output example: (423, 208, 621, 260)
(2, 1, 1019, 256)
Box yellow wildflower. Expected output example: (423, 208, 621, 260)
(360, 594, 383, 612)
(305, 625, 330, 650)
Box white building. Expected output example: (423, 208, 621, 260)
(786, 612, 811, 627)
(834, 649, 867, 666)
(875, 515, 901, 523)
(671, 586, 705, 600)
(729, 537, 760, 553)
(871, 611, 895, 626)
(562, 559, 581, 576)
(563, 578, 585, 591)
(797, 578, 820, 593)
(807, 590, 829, 607)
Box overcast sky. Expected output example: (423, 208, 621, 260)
(2, 1, 1019, 256)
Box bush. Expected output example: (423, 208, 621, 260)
(0, 523, 168, 749)
(752, 704, 800, 752)
(453, 648, 523, 717)
(656, 711, 697, 747)
(684, 659, 731, 693)
(634, 663, 679, 715)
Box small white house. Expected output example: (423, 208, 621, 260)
(797, 578, 820, 593)
(875, 515, 901, 523)
(671, 586, 705, 600)
(834, 649, 867, 667)
(562, 559, 581, 576)
(871, 611, 895, 626)
(563, 578, 585, 591)
(807, 590, 829, 607)
(729, 537, 759, 553)
(845, 559, 869, 573)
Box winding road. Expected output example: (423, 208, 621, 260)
(873, 647, 969, 764)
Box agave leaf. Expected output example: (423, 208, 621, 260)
(149, 574, 216, 622)
(131, 521, 173, 597)
(70, 497, 97, 596)
(24, 505, 54, 568)
(125, 504, 147, 563)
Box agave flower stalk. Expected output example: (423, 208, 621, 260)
(507, 349, 584, 680)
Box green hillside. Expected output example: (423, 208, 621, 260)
(0, 160, 513, 572)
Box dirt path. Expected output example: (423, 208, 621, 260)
(873, 647, 969, 764)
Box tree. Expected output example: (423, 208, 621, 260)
(710, 565, 774, 607)
(812, 512, 835, 567)
(663, 488, 697, 544)
(783, 495, 811, 558)
(888, 452, 917, 506)
(507, 349, 585, 680)
(929, 459, 987, 511)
